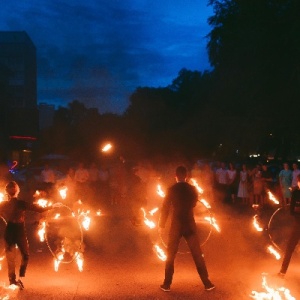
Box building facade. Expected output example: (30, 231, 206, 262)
(0, 31, 38, 166)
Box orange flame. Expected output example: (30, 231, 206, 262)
(36, 198, 52, 208)
(38, 221, 46, 242)
(157, 185, 165, 198)
(102, 143, 112, 152)
(59, 187, 68, 200)
(54, 213, 60, 219)
(267, 245, 281, 260)
(204, 216, 221, 232)
(200, 198, 211, 209)
(190, 178, 204, 194)
(141, 208, 156, 229)
(251, 273, 295, 299)
(253, 215, 263, 232)
(75, 252, 84, 272)
(0, 192, 4, 203)
(267, 191, 280, 205)
(54, 252, 64, 272)
(153, 244, 167, 261)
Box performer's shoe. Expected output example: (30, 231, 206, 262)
(160, 284, 171, 292)
(205, 283, 215, 291)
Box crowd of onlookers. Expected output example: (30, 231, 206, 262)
(1, 158, 298, 216)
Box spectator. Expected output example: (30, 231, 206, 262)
(237, 164, 249, 205)
(40, 164, 56, 197)
(279, 163, 292, 206)
(74, 163, 89, 202)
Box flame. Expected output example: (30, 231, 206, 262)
(75, 252, 84, 272)
(59, 186, 68, 200)
(253, 215, 263, 232)
(190, 178, 204, 194)
(149, 207, 159, 216)
(38, 221, 46, 242)
(267, 245, 281, 260)
(153, 244, 167, 261)
(54, 213, 60, 219)
(157, 185, 165, 198)
(267, 191, 280, 205)
(54, 252, 64, 272)
(0, 192, 4, 203)
(102, 143, 112, 152)
(251, 273, 295, 299)
(199, 198, 211, 209)
(96, 209, 101, 216)
(204, 216, 221, 232)
(36, 198, 52, 208)
(77, 210, 91, 231)
(141, 208, 156, 229)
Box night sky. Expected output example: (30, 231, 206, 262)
(0, 1, 213, 114)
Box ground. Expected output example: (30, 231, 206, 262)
(0, 202, 299, 300)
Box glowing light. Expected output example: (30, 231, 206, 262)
(75, 252, 84, 272)
(77, 210, 91, 231)
(251, 273, 295, 300)
(54, 213, 60, 219)
(59, 186, 68, 200)
(38, 221, 46, 242)
(102, 143, 112, 152)
(149, 207, 159, 216)
(153, 244, 167, 261)
(267, 191, 280, 205)
(157, 185, 165, 198)
(253, 215, 263, 232)
(190, 178, 204, 194)
(267, 245, 281, 260)
(141, 208, 156, 229)
(96, 209, 101, 216)
(204, 216, 221, 232)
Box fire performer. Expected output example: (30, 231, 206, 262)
(0, 181, 61, 288)
(158, 166, 215, 292)
(278, 174, 300, 276)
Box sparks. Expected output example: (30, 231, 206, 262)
(54, 252, 64, 272)
(267, 190, 280, 205)
(153, 244, 167, 261)
(253, 215, 263, 232)
(267, 245, 281, 260)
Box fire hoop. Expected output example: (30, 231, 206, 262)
(44, 204, 84, 264)
(267, 206, 293, 252)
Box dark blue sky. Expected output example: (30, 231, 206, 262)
(0, 1, 213, 114)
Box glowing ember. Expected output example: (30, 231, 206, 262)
(267, 191, 280, 205)
(157, 185, 165, 198)
(75, 252, 84, 272)
(102, 143, 112, 152)
(267, 245, 281, 260)
(190, 178, 204, 194)
(38, 221, 46, 242)
(200, 198, 211, 209)
(153, 244, 167, 261)
(251, 273, 295, 300)
(96, 209, 101, 216)
(0, 192, 4, 203)
(77, 211, 91, 231)
(253, 215, 263, 232)
(59, 186, 68, 200)
(141, 208, 156, 229)
(204, 216, 221, 232)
